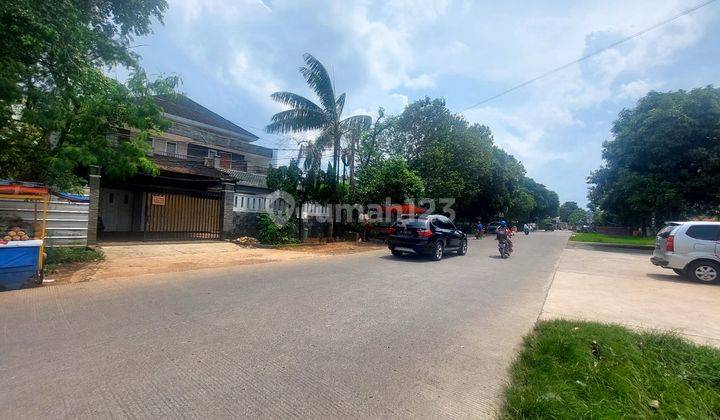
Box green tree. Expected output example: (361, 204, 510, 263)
(266, 53, 371, 177)
(568, 208, 588, 227)
(266, 53, 371, 237)
(559, 201, 582, 222)
(0, 0, 174, 190)
(524, 177, 560, 221)
(353, 156, 424, 205)
(588, 86, 720, 228)
(506, 189, 536, 222)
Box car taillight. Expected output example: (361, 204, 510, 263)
(418, 229, 432, 238)
(666, 235, 674, 252)
(386, 227, 395, 235)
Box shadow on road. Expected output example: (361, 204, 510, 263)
(645, 272, 717, 287)
(378, 253, 462, 263)
(487, 255, 511, 259)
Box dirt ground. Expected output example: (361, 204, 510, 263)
(541, 245, 720, 347)
(44, 241, 386, 285)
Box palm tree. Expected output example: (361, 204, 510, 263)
(267, 53, 371, 237)
(267, 53, 370, 177)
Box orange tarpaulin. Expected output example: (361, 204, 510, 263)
(380, 204, 426, 215)
(0, 185, 49, 196)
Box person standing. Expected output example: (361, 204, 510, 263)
(475, 221, 484, 239)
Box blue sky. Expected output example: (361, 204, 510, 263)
(127, 0, 720, 206)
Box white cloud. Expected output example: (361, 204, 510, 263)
(224, 50, 284, 110)
(328, 1, 445, 90)
(169, 0, 271, 23)
(616, 79, 661, 101)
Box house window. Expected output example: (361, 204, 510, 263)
(166, 142, 177, 155)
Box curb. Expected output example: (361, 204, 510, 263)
(566, 241, 654, 251)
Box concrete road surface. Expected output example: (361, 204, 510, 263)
(0, 231, 569, 419)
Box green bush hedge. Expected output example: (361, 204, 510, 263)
(45, 247, 105, 265)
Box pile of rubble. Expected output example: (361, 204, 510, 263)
(232, 236, 259, 247)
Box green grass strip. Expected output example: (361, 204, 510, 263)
(502, 320, 720, 419)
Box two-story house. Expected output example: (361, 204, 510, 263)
(95, 95, 274, 242)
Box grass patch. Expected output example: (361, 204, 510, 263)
(45, 247, 104, 265)
(502, 320, 720, 419)
(570, 232, 654, 246)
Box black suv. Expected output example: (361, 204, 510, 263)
(387, 215, 468, 261)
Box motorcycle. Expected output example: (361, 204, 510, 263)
(498, 239, 512, 258)
(523, 227, 530, 235)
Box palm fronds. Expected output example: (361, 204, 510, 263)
(266, 109, 327, 133)
(299, 53, 336, 114)
(270, 92, 323, 112)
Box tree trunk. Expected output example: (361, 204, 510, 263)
(349, 135, 356, 194)
(328, 132, 340, 240)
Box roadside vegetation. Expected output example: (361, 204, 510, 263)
(569, 232, 654, 246)
(503, 320, 720, 419)
(588, 87, 720, 230)
(45, 247, 104, 265)
(256, 213, 298, 245)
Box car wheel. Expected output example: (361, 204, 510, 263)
(431, 241, 444, 261)
(672, 268, 686, 277)
(687, 260, 720, 284)
(457, 239, 468, 255)
(391, 249, 404, 257)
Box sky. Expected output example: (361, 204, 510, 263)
(127, 0, 720, 207)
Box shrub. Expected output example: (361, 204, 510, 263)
(45, 247, 105, 265)
(257, 213, 298, 245)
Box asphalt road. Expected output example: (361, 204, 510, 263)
(0, 231, 569, 419)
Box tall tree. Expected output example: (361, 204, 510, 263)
(559, 201, 582, 222)
(266, 53, 371, 237)
(353, 156, 424, 205)
(267, 53, 371, 177)
(0, 0, 174, 190)
(588, 86, 720, 228)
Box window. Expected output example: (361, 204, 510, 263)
(433, 217, 453, 230)
(685, 225, 720, 241)
(657, 223, 680, 238)
(166, 142, 177, 155)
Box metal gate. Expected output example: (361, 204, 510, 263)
(144, 190, 222, 240)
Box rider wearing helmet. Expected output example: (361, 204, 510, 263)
(496, 220, 513, 252)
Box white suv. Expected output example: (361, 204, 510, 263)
(651, 221, 720, 284)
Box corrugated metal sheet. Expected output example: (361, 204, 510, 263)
(0, 196, 89, 247)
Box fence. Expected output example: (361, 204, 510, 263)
(0, 195, 89, 247)
(233, 193, 330, 219)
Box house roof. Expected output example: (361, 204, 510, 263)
(219, 169, 268, 189)
(151, 154, 232, 180)
(154, 95, 259, 141)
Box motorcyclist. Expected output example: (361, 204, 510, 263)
(496, 220, 513, 252)
(475, 221, 484, 239)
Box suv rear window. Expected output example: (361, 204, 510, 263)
(657, 224, 679, 238)
(396, 219, 429, 229)
(685, 225, 720, 241)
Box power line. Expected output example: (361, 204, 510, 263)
(458, 0, 718, 113)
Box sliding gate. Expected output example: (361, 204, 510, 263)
(144, 190, 222, 240)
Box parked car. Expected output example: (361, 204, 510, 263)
(486, 222, 501, 234)
(651, 221, 720, 284)
(387, 215, 467, 261)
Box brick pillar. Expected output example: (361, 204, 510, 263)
(86, 166, 101, 245)
(221, 182, 235, 240)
